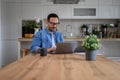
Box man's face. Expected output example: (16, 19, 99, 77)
(47, 17, 59, 32)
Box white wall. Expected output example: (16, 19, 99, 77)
(0, 0, 2, 68)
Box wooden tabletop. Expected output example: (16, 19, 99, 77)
(18, 38, 120, 42)
(0, 53, 120, 80)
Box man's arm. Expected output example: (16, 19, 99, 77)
(60, 32, 64, 42)
(30, 32, 41, 53)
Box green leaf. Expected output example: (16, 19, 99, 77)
(82, 34, 101, 50)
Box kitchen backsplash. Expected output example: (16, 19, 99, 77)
(43, 19, 118, 38)
(57, 19, 118, 38)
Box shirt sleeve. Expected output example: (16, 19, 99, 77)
(30, 32, 41, 53)
(60, 32, 64, 42)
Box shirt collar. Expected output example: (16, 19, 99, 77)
(45, 27, 57, 34)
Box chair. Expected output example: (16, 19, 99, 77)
(22, 48, 30, 57)
(74, 46, 85, 52)
(74, 41, 85, 52)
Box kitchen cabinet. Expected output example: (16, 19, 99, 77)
(112, 6, 120, 18)
(0, 0, 1, 68)
(5, 0, 42, 3)
(71, 5, 99, 19)
(113, 0, 120, 6)
(84, 0, 99, 6)
(99, 6, 114, 19)
(22, 0, 42, 3)
(3, 3, 22, 39)
(99, 0, 113, 6)
(22, 3, 43, 20)
(43, 5, 72, 19)
(2, 2, 22, 66)
(77, 0, 98, 6)
(5, 0, 22, 3)
(99, 0, 120, 19)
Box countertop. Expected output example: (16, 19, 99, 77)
(0, 53, 120, 80)
(18, 38, 120, 42)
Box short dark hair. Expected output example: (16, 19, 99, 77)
(47, 13, 59, 21)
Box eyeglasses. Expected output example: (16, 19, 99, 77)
(49, 21, 60, 26)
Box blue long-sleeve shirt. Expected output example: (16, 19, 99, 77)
(30, 28, 64, 53)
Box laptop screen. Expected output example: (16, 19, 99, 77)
(55, 41, 79, 54)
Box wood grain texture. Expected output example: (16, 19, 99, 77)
(0, 53, 120, 80)
(18, 38, 120, 42)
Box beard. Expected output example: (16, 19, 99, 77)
(49, 27, 57, 32)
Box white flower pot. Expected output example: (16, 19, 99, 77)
(34, 28, 39, 35)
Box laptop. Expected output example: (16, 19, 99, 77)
(55, 41, 79, 54)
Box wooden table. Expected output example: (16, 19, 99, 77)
(0, 53, 120, 80)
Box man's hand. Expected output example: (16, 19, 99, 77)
(47, 47, 56, 53)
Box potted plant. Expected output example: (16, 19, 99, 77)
(101, 24, 108, 28)
(101, 24, 108, 38)
(81, 24, 88, 32)
(82, 34, 101, 60)
(23, 20, 40, 38)
(81, 24, 89, 37)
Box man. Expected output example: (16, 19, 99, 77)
(31, 13, 64, 53)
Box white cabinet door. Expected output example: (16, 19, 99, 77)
(5, 0, 22, 2)
(2, 2, 22, 66)
(44, 5, 72, 19)
(3, 3, 22, 39)
(99, 0, 113, 6)
(99, 6, 113, 18)
(5, 0, 43, 3)
(22, 0, 42, 3)
(71, 5, 99, 19)
(85, 0, 99, 6)
(77, 0, 85, 5)
(113, 6, 120, 18)
(113, 0, 120, 6)
(77, 0, 99, 6)
(0, 0, 1, 68)
(2, 40, 18, 66)
(22, 3, 43, 20)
